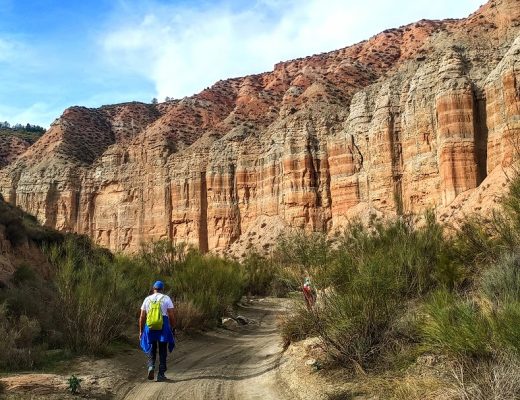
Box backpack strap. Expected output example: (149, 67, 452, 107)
(148, 294, 164, 308)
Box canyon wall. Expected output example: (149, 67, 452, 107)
(1, 0, 520, 256)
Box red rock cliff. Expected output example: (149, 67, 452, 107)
(1, 0, 520, 255)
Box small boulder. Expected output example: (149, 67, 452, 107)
(221, 317, 239, 330)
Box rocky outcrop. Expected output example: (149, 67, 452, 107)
(1, 0, 520, 255)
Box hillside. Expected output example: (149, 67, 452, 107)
(0, 127, 44, 168)
(0, 197, 60, 281)
(0, 0, 519, 255)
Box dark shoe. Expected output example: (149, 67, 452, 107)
(156, 373, 167, 382)
(147, 367, 155, 380)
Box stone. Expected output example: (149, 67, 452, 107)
(221, 318, 239, 330)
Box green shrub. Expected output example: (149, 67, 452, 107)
(139, 240, 188, 275)
(242, 252, 290, 296)
(492, 301, 520, 353)
(275, 231, 331, 275)
(67, 375, 82, 394)
(481, 253, 520, 305)
(171, 252, 246, 325)
(279, 215, 464, 368)
(11, 264, 36, 284)
(454, 217, 498, 265)
(312, 272, 402, 366)
(1, 264, 59, 345)
(25, 224, 63, 245)
(0, 203, 19, 225)
(418, 290, 492, 358)
(280, 303, 317, 347)
(331, 213, 459, 295)
(0, 304, 44, 370)
(455, 173, 520, 266)
(479, 254, 520, 353)
(121, 240, 248, 330)
(243, 252, 275, 295)
(49, 239, 135, 354)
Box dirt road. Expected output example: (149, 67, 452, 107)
(121, 298, 296, 400)
(0, 298, 306, 400)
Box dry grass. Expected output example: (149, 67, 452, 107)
(441, 354, 520, 400)
(174, 300, 205, 332)
(389, 375, 446, 400)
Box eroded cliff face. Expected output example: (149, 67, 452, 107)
(1, 0, 520, 255)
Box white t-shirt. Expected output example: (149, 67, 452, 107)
(141, 293, 174, 316)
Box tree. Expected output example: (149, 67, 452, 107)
(151, 97, 158, 104)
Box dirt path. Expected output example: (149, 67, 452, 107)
(120, 298, 295, 400)
(0, 298, 304, 400)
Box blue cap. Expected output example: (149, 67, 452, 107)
(153, 280, 164, 290)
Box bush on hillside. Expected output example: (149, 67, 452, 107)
(243, 252, 276, 296)
(480, 254, 520, 354)
(481, 253, 520, 305)
(172, 252, 246, 325)
(0, 200, 63, 247)
(418, 290, 492, 358)
(280, 214, 467, 368)
(48, 239, 135, 354)
(0, 304, 44, 370)
(280, 303, 317, 348)
(275, 231, 331, 281)
(139, 240, 188, 275)
(445, 353, 520, 400)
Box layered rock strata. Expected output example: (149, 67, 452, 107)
(1, 0, 520, 255)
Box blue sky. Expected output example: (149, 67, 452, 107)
(0, 0, 482, 127)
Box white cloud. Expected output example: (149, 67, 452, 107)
(101, 0, 481, 100)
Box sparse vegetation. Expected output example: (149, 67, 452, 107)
(0, 121, 45, 144)
(3, 167, 520, 400)
(277, 169, 520, 398)
(0, 303, 44, 370)
(67, 374, 82, 394)
(0, 198, 248, 369)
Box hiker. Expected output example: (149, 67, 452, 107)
(139, 280, 176, 382)
(302, 275, 317, 309)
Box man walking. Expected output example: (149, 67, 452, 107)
(139, 280, 176, 382)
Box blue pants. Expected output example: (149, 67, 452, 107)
(147, 341, 168, 374)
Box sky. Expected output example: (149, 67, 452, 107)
(0, 0, 483, 128)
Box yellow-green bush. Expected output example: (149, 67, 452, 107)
(418, 290, 492, 358)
